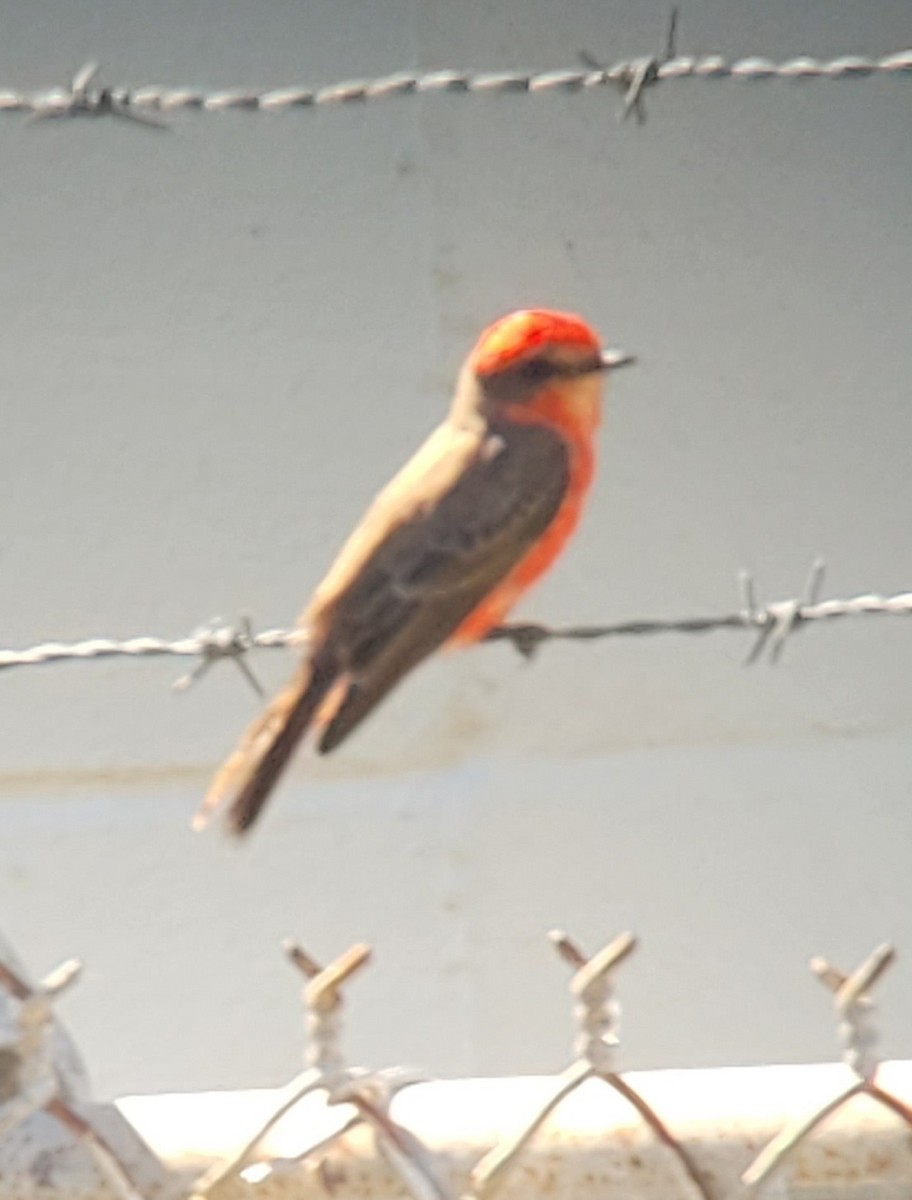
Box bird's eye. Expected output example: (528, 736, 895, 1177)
(518, 359, 556, 383)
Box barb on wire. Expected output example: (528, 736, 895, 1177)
(1, 39, 910, 127)
(28, 62, 168, 129)
(471, 930, 711, 1200)
(0, 563, 909, 684)
(580, 5, 679, 122)
(192, 939, 440, 1200)
(0, 949, 151, 1200)
(0, 614, 307, 675)
(170, 614, 265, 696)
(741, 557, 827, 664)
(489, 561, 910, 662)
(743, 943, 912, 1191)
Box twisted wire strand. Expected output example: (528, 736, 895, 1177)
(1, 47, 910, 125)
(0, 587, 908, 675)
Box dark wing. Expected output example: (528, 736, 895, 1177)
(316, 420, 570, 752)
(199, 419, 571, 835)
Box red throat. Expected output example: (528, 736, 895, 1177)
(451, 311, 604, 645)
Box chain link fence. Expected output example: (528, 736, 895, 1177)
(1, 928, 910, 1199)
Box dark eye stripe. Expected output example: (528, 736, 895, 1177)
(518, 358, 558, 382)
(479, 354, 602, 402)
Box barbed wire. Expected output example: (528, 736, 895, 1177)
(3, 26, 911, 130)
(0, 564, 909, 696)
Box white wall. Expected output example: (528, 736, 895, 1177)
(0, 0, 910, 1099)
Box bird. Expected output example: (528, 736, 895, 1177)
(195, 308, 633, 835)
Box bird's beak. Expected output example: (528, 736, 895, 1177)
(599, 348, 637, 371)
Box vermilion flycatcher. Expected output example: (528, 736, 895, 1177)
(196, 309, 632, 834)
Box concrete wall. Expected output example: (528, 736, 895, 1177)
(0, 0, 910, 1099)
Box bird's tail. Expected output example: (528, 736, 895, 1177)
(194, 656, 338, 835)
